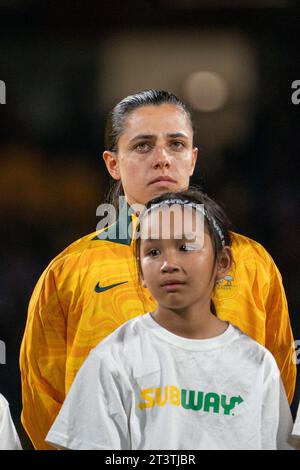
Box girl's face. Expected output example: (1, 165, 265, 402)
(103, 104, 198, 206)
(139, 207, 231, 312)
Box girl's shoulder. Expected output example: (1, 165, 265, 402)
(90, 314, 147, 361)
(230, 324, 280, 377)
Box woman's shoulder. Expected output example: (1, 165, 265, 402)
(33, 223, 134, 292)
(230, 231, 270, 259)
(51, 224, 132, 268)
(230, 231, 280, 278)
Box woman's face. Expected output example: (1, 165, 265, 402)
(103, 104, 198, 206)
(139, 207, 230, 312)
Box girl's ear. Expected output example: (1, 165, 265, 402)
(215, 247, 232, 281)
(137, 256, 147, 287)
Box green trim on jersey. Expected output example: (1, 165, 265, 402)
(92, 202, 134, 246)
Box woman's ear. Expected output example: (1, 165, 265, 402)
(103, 150, 121, 180)
(215, 247, 233, 281)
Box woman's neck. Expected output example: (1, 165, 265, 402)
(151, 303, 228, 340)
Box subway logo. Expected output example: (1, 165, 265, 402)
(138, 385, 244, 416)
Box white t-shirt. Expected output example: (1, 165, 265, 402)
(293, 402, 300, 437)
(46, 314, 295, 450)
(0, 394, 22, 450)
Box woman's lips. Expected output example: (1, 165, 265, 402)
(151, 181, 176, 187)
(149, 177, 176, 185)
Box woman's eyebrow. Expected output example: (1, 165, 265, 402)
(128, 134, 155, 145)
(167, 132, 189, 139)
(129, 132, 189, 145)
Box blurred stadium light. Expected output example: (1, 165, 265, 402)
(160, 0, 289, 8)
(99, 31, 257, 159)
(183, 71, 229, 112)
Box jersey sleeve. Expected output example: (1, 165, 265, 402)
(46, 350, 131, 450)
(264, 256, 297, 405)
(19, 266, 67, 450)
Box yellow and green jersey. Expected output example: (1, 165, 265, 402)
(20, 213, 296, 449)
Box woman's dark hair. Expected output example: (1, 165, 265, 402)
(134, 187, 232, 316)
(104, 89, 195, 209)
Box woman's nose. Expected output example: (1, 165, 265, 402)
(154, 160, 170, 169)
(153, 147, 171, 169)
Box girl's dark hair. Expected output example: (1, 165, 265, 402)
(135, 187, 232, 316)
(104, 89, 195, 209)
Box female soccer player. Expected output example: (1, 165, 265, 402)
(20, 90, 296, 449)
(46, 189, 295, 450)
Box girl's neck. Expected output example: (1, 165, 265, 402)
(151, 304, 228, 340)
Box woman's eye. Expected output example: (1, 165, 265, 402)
(170, 141, 185, 150)
(135, 143, 152, 152)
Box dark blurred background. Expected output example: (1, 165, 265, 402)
(0, 0, 299, 449)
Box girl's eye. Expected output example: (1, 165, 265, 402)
(148, 248, 160, 257)
(181, 243, 196, 252)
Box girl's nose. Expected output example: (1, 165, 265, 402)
(160, 260, 180, 273)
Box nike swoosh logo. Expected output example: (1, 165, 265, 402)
(94, 281, 128, 293)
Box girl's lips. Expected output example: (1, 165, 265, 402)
(161, 283, 186, 292)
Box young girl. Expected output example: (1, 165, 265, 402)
(46, 189, 294, 450)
